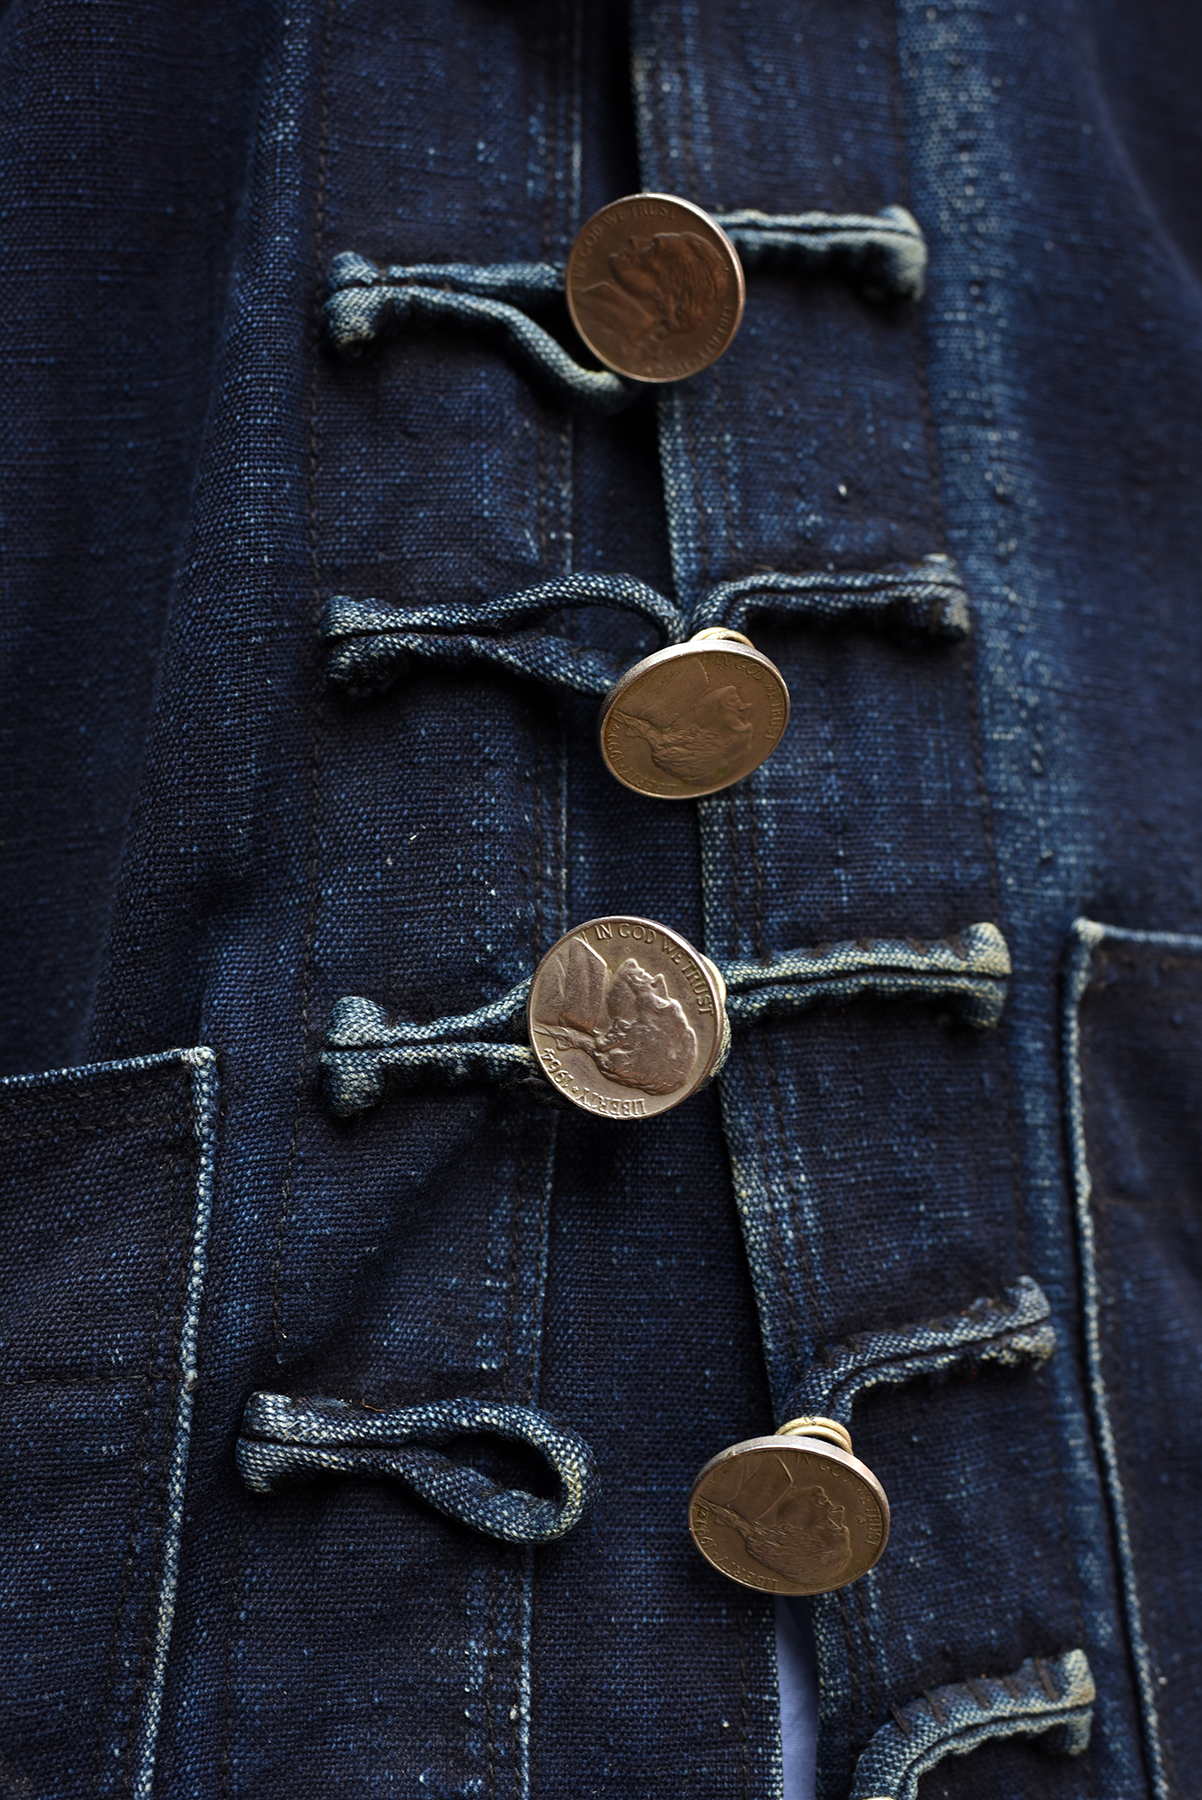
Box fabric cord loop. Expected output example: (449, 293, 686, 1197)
(320, 924, 1010, 1117)
(237, 1393, 597, 1545)
(322, 558, 971, 699)
(323, 209, 927, 409)
(777, 1276, 1056, 1428)
(848, 1650, 1095, 1800)
(716, 204, 927, 302)
(323, 252, 636, 415)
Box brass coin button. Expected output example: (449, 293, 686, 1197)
(599, 630, 790, 799)
(528, 917, 727, 1119)
(689, 1417, 889, 1596)
(566, 194, 745, 383)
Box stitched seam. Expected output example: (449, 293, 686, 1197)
(744, 776, 768, 964)
(0, 1108, 190, 1148)
(736, 1594, 751, 1800)
(1082, 996, 1171, 1789)
(761, 1030, 825, 1335)
(89, 1125, 180, 1792)
(122, 1132, 195, 1786)
(272, 0, 335, 1356)
(747, 1027, 805, 1375)
(0, 1071, 176, 1112)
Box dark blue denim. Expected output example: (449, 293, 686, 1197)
(0, 2, 1200, 1798)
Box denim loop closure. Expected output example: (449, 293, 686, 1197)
(323, 206, 928, 411)
(322, 556, 971, 704)
(237, 1393, 597, 1546)
(319, 923, 1010, 1117)
(848, 1649, 1096, 1800)
(778, 1275, 1057, 1428)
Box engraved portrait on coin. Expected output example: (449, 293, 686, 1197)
(567, 195, 745, 383)
(689, 1437, 889, 1595)
(599, 634, 790, 799)
(528, 917, 726, 1119)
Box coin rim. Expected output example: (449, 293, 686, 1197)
(687, 1434, 891, 1596)
(527, 915, 727, 1117)
(598, 639, 791, 799)
(565, 192, 747, 383)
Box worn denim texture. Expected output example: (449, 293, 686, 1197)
(0, 2, 1200, 1797)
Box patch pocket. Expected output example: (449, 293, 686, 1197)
(0, 1047, 217, 1800)
(1065, 920, 1202, 1796)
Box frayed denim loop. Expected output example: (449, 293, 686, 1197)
(323, 254, 636, 415)
(328, 249, 564, 307)
(691, 555, 970, 642)
(323, 207, 923, 407)
(848, 1649, 1095, 1800)
(724, 922, 1011, 1032)
(322, 924, 1008, 1117)
(323, 574, 685, 698)
(779, 1277, 1054, 1428)
(323, 559, 966, 701)
(237, 1393, 596, 1545)
(716, 204, 927, 302)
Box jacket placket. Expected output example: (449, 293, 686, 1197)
(630, 4, 1140, 1797)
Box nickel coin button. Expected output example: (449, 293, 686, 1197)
(566, 193, 745, 383)
(527, 917, 727, 1118)
(689, 1417, 890, 1595)
(599, 629, 790, 799)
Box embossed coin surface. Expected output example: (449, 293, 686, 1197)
(599, 630, 790, 799)
(528, 917, 726, 1119)
(566, 194, 745, 383)
(689, 1437, 890, 1596)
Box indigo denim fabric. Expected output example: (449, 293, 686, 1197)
(0, 2, 1200, 1798)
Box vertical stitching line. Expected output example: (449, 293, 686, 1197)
(271, 0, 336, 1358)
(737, 1595, 752, 1800)
(746, 1031, 805, 1377)
(218, 1517, 248, 1800)
(1081, 960, 1172, 1788)
(761, 1032, 824, 1336)
(90, 1100, 182, 1793)
(122, 1113, 196, 1787)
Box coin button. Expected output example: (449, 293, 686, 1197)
(527, 917, 727, 1118)
(566, 194, 745, 383)
(598, 632, 790, 799)
(688, 1419, 889, 1596)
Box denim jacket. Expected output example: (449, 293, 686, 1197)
(1, 3, 1200, 1797)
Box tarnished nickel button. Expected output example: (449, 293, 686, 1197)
(566, 194, 745, 383)
(599, 629, 790, 799)
(689, 1418, 889, 1595)
(528, 917, 726, 1118)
